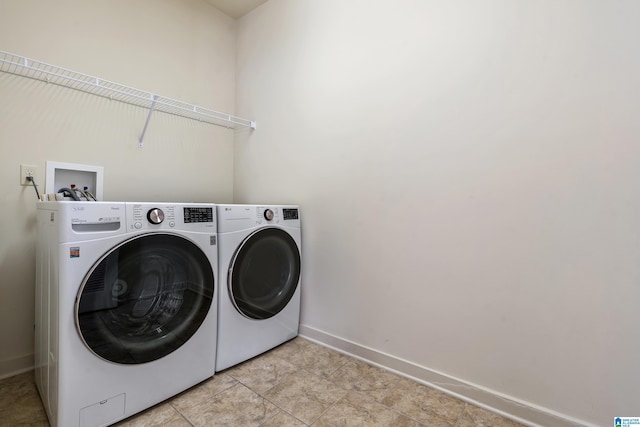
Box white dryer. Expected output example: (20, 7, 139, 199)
(215, 204, 301, 372)
(35, 201, 218, 427)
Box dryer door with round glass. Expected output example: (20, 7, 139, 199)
(229, 227, 301, 320)
(75, 233, 214, 364)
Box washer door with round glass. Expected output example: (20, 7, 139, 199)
(75, 233, 214, 364)
(229, 227, 301, 320)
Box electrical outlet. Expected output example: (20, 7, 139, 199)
(20, 164, 40, 186)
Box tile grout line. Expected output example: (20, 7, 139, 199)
(169, 401, 196, 427)
(239, 349, 351, 426)
(227, 355, 313, 426)
(305, 393, 346, 426)
(167, 374, 241, 427)
(250, 368, 313, 426)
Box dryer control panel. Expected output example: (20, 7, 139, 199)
(216, 204, 300, 233)
(256, 206, 300, 225)
(256, 206, 280, 225)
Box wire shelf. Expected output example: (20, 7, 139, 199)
(0, 50, 256, 145)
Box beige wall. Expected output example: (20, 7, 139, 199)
(0, 0, 236, 376)
(234, 1, 640, 426)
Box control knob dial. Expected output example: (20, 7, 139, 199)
(263, 209, 274, 221)
(147, 208, 165, 225)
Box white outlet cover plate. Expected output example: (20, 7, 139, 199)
(20, 164, 39, 186)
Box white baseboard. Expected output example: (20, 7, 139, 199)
(299, 324, 594, 427)
(0, 353, 33, 380)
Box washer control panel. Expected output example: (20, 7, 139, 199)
(126, 203, 215, 231)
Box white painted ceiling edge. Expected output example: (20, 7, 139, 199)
(204, 0, 269, 19)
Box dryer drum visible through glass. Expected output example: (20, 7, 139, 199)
(229, 227, 301, 320)
(75, 233, 214, 364)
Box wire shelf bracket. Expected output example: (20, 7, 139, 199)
(0, 50, 257, 147)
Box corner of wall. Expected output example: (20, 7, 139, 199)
(0, 353, 34, 380)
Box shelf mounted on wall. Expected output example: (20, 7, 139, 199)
(0, 50, 256, 148)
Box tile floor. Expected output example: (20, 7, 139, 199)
(0, 337, 525, 427)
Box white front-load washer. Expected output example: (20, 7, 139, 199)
(35, 201, 218, 427)
(215, 204, 301, 372)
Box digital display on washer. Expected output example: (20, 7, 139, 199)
(184, 207, 214, 223)
(283, 208, 299, 220)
